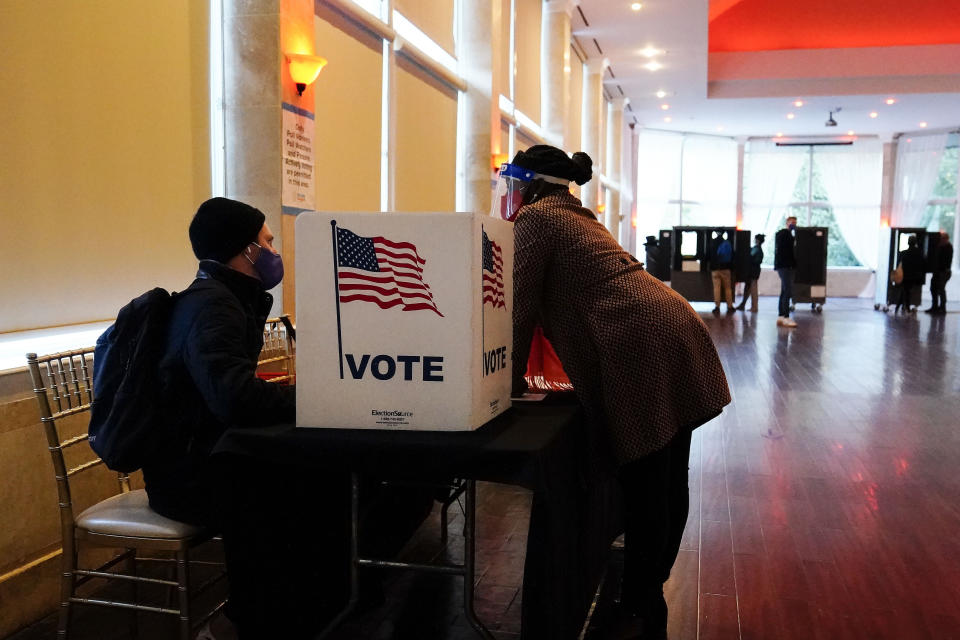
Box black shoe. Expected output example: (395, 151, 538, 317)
(726, 307, 736, 315)
(933, 307, 947, 315)
(712, 306, 720, 316)
(924, 307, 937, 313)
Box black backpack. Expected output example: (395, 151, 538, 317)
(89, 288, 177, 472)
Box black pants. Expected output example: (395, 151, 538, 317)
(616, 430, 693, 630)
(931, 270, 952, 310)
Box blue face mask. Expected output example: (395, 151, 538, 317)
(788, 222, 796, 231)
(245, 242, 284, 289)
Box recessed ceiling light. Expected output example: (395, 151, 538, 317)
(660, 104, 670, 110)
(847, 130, 855, 135)
(919, 122, 928, 128)
(869, 112, 879, 119)
(644, 61, 663, 71)
(717, 126, 725, 132)
(663, 116, 672, 123)
(655, 90, 667, 98)
(885, 98, 896, 105)
(639, 46, 662, 58)
(631, 2, 643, 10)
(794, 100, 804, 107)
(787, 113, 795, 120)
(776, 132, 783, 138)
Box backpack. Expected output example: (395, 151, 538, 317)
(89, 288, 176, 472)
(715, 240, 733, 264)
(891, 263, 904, 285)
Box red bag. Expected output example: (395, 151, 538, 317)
(524, 326, 574, 392)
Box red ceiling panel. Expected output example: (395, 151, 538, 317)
(709, 0, 960, 52)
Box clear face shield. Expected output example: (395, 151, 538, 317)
(491, 163, 535, 221)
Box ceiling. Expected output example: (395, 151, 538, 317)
(573, 0, 960, 139)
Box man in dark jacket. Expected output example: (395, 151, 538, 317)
(774, 216, 798, 327)
(710, 230, 735, 315)
(895, 235, 924, 313)
(736, 234, 764, 312)
(144, 197, 294, 524)
(926, 232, 954, 314)
(143, 197, 295, 639)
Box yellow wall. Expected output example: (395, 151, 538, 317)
(0, 0, 210, 333)
(313, 7, 383, 213)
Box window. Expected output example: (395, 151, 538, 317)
(923, 134, 959, 240)
(635, 131, 737, 253)
(744, 140, 882, 268)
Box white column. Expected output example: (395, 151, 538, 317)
(581, 57, 608, 213)
(459, 0, 495, 215)
(605, 97, 628, 243)
(541, 0, 577, 147)
(880, 136, 897, 226)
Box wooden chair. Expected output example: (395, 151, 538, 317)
(26, 348, 225, 640)
(257, 315, 295, 384)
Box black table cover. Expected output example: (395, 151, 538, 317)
(215, 400, 623, 639)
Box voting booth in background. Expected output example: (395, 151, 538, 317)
(295, 211, 514, 431)
(794, 227, 828, 313)
(875, 227, 928, 312)
(661, 226, 751, 302)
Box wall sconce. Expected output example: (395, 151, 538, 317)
(286, 53, 327, 96)
(491, 153, 510, 171)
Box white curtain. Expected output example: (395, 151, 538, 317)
(891, 133, 949, 227)
(635, 130, 683, 247)
(817, 140, 883, 269)
(742, 140, 806, 248)
(681, 135, 738, 227)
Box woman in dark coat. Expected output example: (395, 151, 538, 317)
(895, 235, 925, 313)
(509, 145, 731, 639)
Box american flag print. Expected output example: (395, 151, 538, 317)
(335, 226, 443, 317)
(482, 230, 505, 309)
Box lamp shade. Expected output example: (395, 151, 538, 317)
(287, 53, 327, 94)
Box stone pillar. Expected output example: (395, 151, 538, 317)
(581, 57, 608, 213)
(605, 97, 628, 243)
(223, 0, 316, 317)
(541, 0, 577, 146)
(460, 0, 495, 215)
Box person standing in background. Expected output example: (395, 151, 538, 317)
(926, 232, 954, 314)
(710, 230, 735, 316)
(895, 235, 924, 313)
(736, 233, 765, 312)
(774, 217, 798, 327)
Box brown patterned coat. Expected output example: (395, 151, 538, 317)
(512, 191, 731, 466)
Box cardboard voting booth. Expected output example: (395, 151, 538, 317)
(295, 211, 514, 431)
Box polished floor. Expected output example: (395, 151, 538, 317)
(11, 297, 960, 639)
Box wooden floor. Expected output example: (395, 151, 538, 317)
(10, 297, 960, 640)
(337, 297, 960, 640)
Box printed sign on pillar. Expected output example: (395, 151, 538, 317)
(281, 102, 315, 211)
(295, 211, 514, 431)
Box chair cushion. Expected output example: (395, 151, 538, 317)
(76, 489, 206, 539)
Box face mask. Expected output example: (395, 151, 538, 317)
(245, 242, 284, 289)
(788, 222, 796, 231)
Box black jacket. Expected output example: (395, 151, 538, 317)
(932, 242, 954, 272)
(749, 244, 764, 279)
(143, 260, 296, 524)
(774, 228, 796, 269)
(898, 246, 925, 285)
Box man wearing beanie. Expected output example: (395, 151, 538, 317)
(510, 145, 730, 640)
(143, 197, 296, 638)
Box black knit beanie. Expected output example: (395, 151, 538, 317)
(511, 145, 593, 185)
(189, 197, 265, 263)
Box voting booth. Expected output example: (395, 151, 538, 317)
(663, 226, 751, 302)
(295, 211, 514, 431)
